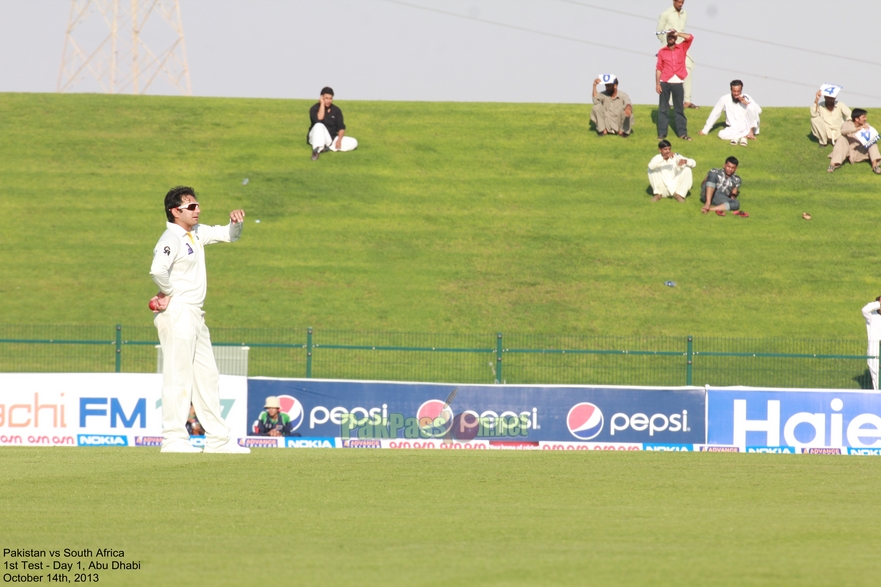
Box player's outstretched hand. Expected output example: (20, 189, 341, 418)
(229, 209, 246, 223)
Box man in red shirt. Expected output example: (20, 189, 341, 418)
(655, 30, 694, 141)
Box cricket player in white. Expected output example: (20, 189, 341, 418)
(150, 186, 250, 453)
(861, 297, 881, 391)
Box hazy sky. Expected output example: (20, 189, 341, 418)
(1, 0, 880, 107)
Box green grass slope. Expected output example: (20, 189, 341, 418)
(2, 449, 879, 587)
(1, 93, 878, 338)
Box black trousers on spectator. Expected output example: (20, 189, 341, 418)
(658, 82, 687, 138)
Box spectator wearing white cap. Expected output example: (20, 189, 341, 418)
(811, 85, 851, 147)
(253, 396, 296, 437)
(590, 74, 633, 136)
(185, 403, 204, 436)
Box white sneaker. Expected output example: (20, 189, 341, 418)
(203, 439, 251, 454)
(738, 137, 748, 147)
(160, 442, 202, 454)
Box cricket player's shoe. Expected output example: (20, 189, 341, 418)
(160, 442, 202, 454)
(203, 438, 251, 454)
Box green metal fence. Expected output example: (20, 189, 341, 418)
(0, 325, 874, 389)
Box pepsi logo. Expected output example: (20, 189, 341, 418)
(277, 395, 304, 431)
(567, 403, 604, 440)
(416, 399, 454, 438)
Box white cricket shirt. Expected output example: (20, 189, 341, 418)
(150, 221, 242, 307)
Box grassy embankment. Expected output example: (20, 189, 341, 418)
(1, 93, 877, 339)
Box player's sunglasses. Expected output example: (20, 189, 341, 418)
(174, 202, 200, 211)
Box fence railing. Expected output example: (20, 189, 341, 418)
(0, 325, 874, 390)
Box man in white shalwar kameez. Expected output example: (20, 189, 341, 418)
(648, 139, 696, 202)
(861, 297, 881, 390)
(700, 80, 762, 146)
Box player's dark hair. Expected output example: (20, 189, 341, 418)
(658, 139, 672, 149)
(852, 108, 867, 121)
(165, 186, 196, 222)
(320, 86, 334, 96)
(730, 80, 743, 89)
(725, 156, 739, 167)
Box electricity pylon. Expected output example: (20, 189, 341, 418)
(57, 0, 192, 95)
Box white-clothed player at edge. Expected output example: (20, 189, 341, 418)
(149, 186, 251, 454)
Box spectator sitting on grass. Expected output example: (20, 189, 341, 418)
(648, 139, 695, 202)
(591, 74, 633, 136)
(811, 85, 851, 147)
(827, 109, 881, 175)
(699, 80, 762, 146)
(700, 156, 749, 217)
(308, 86, 358, 161)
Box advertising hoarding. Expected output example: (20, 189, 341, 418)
(0, 373, 247, 446)
(247, 378, 707, 444)
(707, 387, 881, 451)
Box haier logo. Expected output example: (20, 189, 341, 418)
(80, 398, 147, 428)
(77, 434, 128, 446)
(709, 390, 881, 450)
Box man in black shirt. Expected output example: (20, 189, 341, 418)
(308, 86, 358, 160)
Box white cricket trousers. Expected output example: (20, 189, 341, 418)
(155, 302, 232, 449)
(308, 123, 358, 152)
(868, 339, 879, 391)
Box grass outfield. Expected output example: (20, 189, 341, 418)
(1, 93, 879, 339)
(1, 449, 879, 586)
